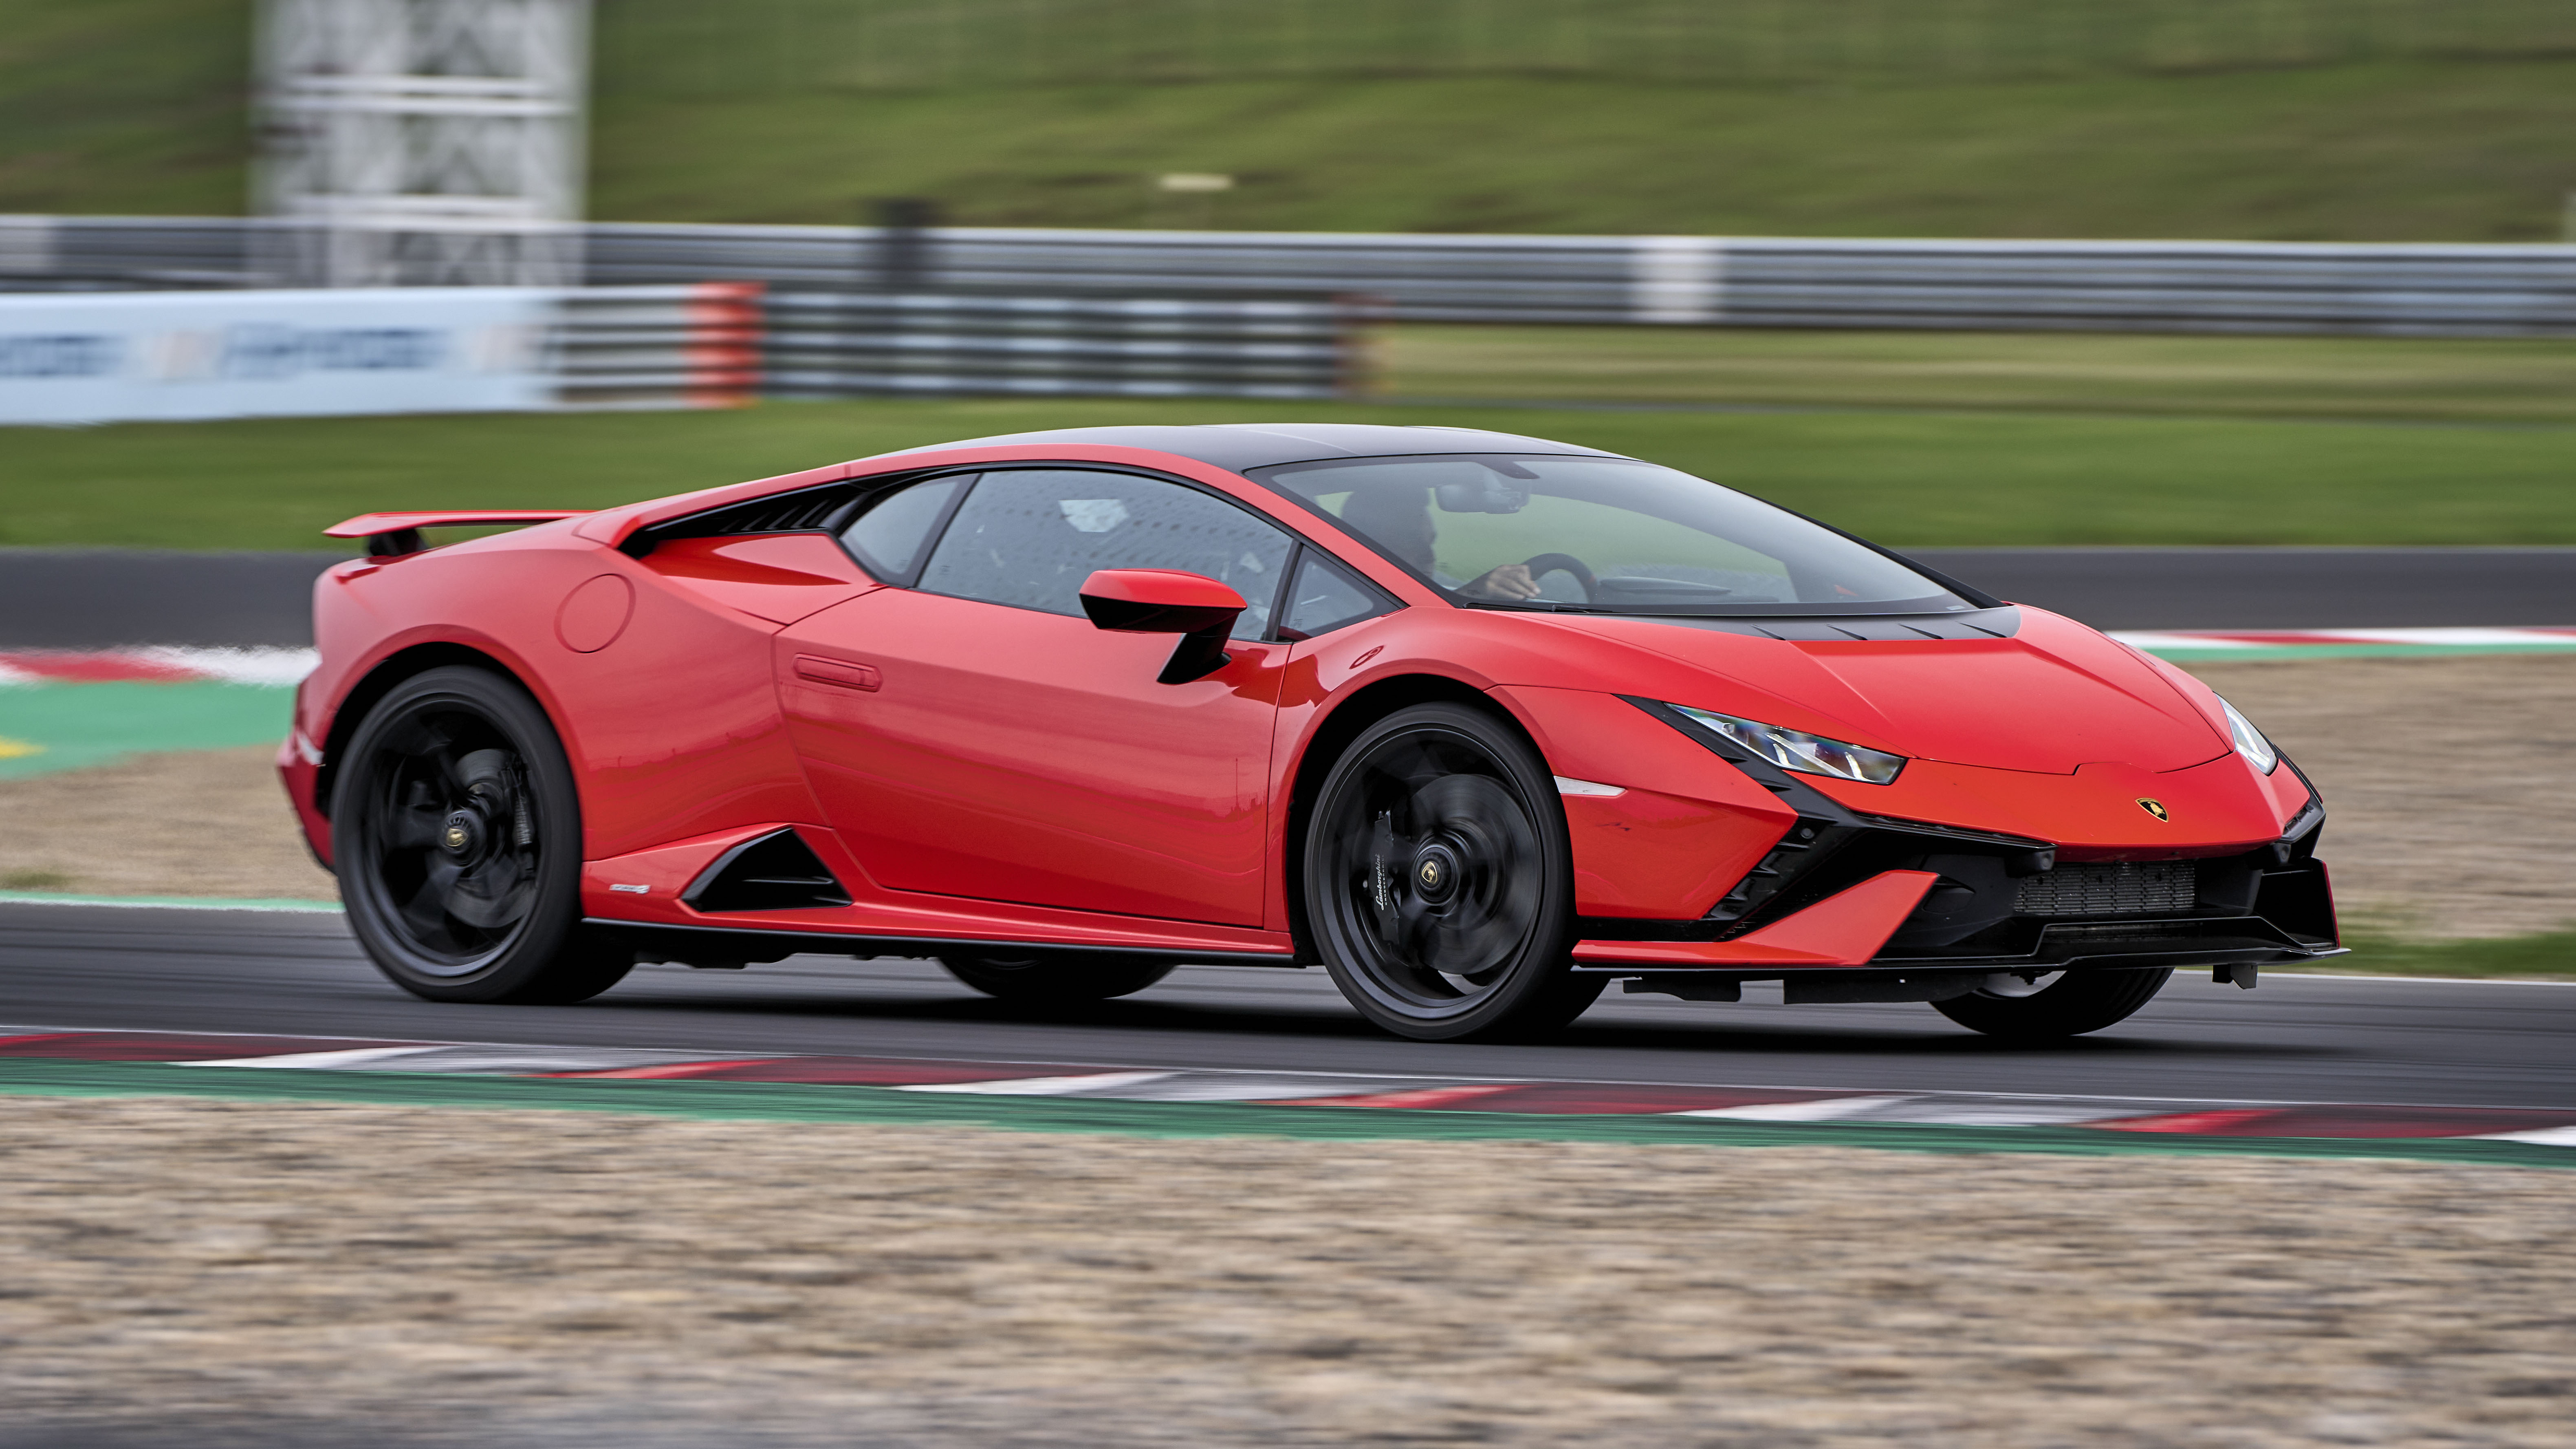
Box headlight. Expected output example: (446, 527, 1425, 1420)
(1669, 703, 1905, 785)
(2217, 696, 2279, 775)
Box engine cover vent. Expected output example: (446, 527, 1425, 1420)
(2013, 860, 2197, 917)
(682, 829, 854, 913)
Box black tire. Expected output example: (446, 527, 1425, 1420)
(1931, 967, 2172, 1041)
(332, 665, 632, 1005)
(1303, 702, 1603, 1041)
(938, 951, 1174, 1003)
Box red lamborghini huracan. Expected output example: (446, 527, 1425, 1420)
(281, 423, 2337, 1041)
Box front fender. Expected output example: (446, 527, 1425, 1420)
(1491, 686, 1799, 920)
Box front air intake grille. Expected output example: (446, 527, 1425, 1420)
(2013, 860, 2197, 917)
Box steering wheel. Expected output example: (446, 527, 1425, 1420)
(1519, 552, 1598, 604)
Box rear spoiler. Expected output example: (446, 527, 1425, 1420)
(326, 510, 591, 558)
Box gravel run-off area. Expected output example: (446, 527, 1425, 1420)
(4, 653, 2572, 938)
(2, 1095, 2572, 1448)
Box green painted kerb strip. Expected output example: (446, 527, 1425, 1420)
(0, 681, 295, 779)
(0, 1059, 2566, 1170)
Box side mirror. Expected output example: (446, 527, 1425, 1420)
(1079, 568, 1246, 685)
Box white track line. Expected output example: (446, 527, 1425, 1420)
(11, 1023, 2576, 1117)
(1676, 1096, 1918, 1122)
(899, 1070, 1179, 1096)
(182, 1047, 441, 1070)
(2479, 1126, 2576, 1147)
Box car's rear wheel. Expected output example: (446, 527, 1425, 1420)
(938, 951, 1174, 1002)
(1303, 703, 1602, 1041)
(1932, 967, 2172, 1040)
(332, 666, 632, 1004)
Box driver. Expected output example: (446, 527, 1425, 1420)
(1338, 486, 1541, 601)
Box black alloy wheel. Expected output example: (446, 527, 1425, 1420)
(938, 951, 1175, 1003)
(332, 666, 632, 1004)
(1304, 703, 1602, 1041)
(1932, 967, 2173, 1041)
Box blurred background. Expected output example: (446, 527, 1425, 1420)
(2, 0, 2572, 555)
(4, 9, 2576, 1445)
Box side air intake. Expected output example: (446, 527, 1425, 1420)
(681, 829, 854, 913)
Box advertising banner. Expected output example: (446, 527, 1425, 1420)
(0, 288, 556, 424)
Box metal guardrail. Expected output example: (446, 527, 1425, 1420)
(762, 290, 1356, 401)
(556, 283, 762, 410)
(10, 215, 2576, 337)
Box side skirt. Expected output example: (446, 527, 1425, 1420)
(583, 918, 1304, 969)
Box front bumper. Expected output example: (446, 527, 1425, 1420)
(1573, 698, 2337, 980)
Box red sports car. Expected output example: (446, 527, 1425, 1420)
(282, 423, 2336, 1041)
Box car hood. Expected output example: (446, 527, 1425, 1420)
(1524, 607, 2230, 775)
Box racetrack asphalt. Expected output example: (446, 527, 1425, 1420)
(3, 546, 2570, 646)
(9, 902, 2571, 1113)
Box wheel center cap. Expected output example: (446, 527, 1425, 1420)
(439, 810, 482, 859)
(1413, 843, 1462, 905)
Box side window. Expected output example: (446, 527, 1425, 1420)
(840, 472, 969, 581)
(918, 469, 1295, 641)
(1279, 549, 1392, 640)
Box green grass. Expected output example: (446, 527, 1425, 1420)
(1389, 326, 2576, 423)
(601, 0, 2576, 93)
(9, 0, 2576, 240)
(6, 391, 2575, 551)
(0, 0, 249, 217)
(592, 62, 2576, 240)
(2325, 932, 2576, 981)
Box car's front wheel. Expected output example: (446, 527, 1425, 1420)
(1303, 703, 1602, 1041)
(332, 665, 632, 1004)
(1932, 967, 2172, 1040)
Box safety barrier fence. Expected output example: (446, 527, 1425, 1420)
(0, 279, 1368, 422)
(9, 215, 2576, 337)
(762, 289, 1356, 401)
(556, 283, 764, 410)
(0, 283, 763, 424)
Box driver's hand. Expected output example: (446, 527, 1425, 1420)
(1460, 563, 1542, 600)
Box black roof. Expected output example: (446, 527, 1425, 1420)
(871, 423, 1625, 474)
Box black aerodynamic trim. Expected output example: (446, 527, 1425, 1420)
(680, 829, 854, 913)
(1592, 917, 2349, 990)
(625, 468, 956, 558)
(1583, 697, 2338, 969)
(1598, 696, 2049, 942)
(584, 917, 1298, 968)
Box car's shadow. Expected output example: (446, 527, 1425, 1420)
(566, 967, 2334, 1067)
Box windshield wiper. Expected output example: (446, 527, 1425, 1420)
(1455, 597, 1616, 613)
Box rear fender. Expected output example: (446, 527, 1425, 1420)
(293, 634, 553, 867)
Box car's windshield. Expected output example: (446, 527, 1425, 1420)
(1251, 453, 1972, 616)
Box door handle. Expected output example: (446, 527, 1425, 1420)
(795, 655, 882, 692)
